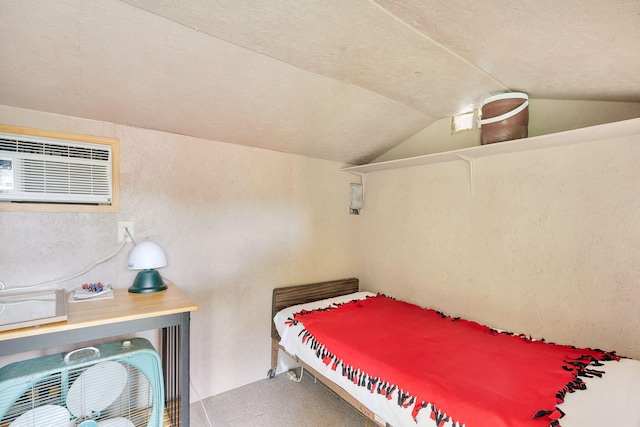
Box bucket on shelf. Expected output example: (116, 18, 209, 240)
(478, 92, 529, 145)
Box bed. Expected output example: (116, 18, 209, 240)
(270, 278, 640, 427)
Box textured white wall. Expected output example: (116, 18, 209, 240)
(361, 131, 640, 359)
(0, 105, 361, 399)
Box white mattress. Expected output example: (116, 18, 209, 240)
(274, 292, 640, 427)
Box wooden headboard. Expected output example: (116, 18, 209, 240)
(271, 277, 359, 340)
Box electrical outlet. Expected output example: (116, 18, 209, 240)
(118, 221, 134, 242)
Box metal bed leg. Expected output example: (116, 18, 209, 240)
(268, 337, 279, 379)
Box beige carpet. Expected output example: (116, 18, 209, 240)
(190, 369, 368, 426)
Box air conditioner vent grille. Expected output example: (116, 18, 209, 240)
(21, 159, 111, 195)
(0, 137, 110, 161)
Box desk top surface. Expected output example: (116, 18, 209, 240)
(0, 285, 198, 342)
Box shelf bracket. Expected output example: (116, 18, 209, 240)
(456, 155, 475, 197)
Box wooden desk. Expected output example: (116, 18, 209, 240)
(0, 285, 198, 427)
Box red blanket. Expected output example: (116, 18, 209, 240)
(291, 295, 618, 427)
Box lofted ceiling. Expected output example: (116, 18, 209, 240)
(1, 0, 639, 164)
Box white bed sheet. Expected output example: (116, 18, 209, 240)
(274, 292, 640, 427)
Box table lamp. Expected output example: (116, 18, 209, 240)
(127, 241, 168, 293)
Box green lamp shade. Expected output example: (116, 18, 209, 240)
(128, 269, 167, 293)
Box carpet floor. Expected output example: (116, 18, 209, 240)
(190, 369, 368, 426)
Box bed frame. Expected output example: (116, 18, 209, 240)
(269, 277, 386, 427)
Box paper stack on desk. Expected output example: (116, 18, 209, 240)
(68, 284, 114, 303)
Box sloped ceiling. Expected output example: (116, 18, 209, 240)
(1, 1, 639, 164)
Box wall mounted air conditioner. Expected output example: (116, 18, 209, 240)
(0, 131, 113, 205)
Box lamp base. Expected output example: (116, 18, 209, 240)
(128, 269, 168, 294)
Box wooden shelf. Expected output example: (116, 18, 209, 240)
(343, 118, 640, 174)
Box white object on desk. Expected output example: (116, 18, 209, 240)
(0, 290, 67, 332)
